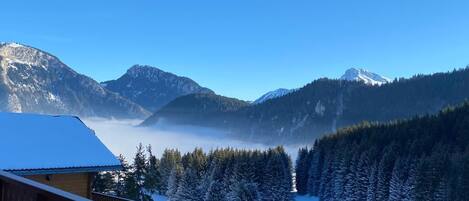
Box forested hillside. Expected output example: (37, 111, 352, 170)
(141, 93, 250, 126)
(94, 145, 293, 201)
(295, 102, 469, 201)
(143, 68, 469, 144)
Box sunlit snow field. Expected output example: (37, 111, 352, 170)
(84, 118, 303, 160)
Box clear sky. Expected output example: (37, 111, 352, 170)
(2, 0, 469, 101)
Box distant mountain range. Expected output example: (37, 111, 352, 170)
(253, 68, 390, 104)
(0, 42, 211, 118)
(4, 42, 469, 145)
(142, 68, 469, 144)
(0, 42, 149, 118)
(102, 65, 213, 112)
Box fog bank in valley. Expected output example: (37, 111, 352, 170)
(83, 118, 303, 161)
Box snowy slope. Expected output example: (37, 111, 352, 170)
(340, 68, 391, 85)
(253, 88, 295, 104)
(0, 42, 149, 118)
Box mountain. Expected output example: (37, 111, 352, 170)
(296, 102, 469, 200)
(141, 93, 249, 126)
(142, 68, 469, 144)
(340, 68, 391, 85)
(253, 68, 388, 104)
(0, 42, 149, 118)
(102, 65, 214, 112)
(253, 88, 295, 104)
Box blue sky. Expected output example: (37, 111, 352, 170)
(2, 0, 469, 100)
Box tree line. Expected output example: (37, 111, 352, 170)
(93, 145, 293, 201)
(295, 102, 469, 201)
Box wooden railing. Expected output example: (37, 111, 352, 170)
(0, 170, 90, 201)
(92, 192, 134, 201)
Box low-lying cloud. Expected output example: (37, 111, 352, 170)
(83, 118, 303, 161)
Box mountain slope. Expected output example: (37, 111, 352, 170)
(142, 68, 469, 144)
(0, 42, 149, 118)
(253, 88, 295, 104)
(340, 68, 391, 85)
(102, 65, 214, 112)
(141, 93, 249, 126)
(297, 102, 469, 200)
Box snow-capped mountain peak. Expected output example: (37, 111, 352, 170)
(0, 42, 149, 118)
(0, 42, 55, 68)
(340, 68, 391, 85)
(253, 88, 294, 104)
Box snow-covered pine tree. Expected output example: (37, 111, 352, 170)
(366, 163, 378, 201)
(204, 154, 228, 201)
(319, 152, 333, 201)
(307, 146, 321, 196)
(343, 153, 358, 201)
(401, 159, 416, 201)
(132, 143, 152, 201)
(375, 146, 396, 201)
(388, 158, 405, 201)
(174, 168, 204, 201)
(145, 145, 162, 194)
(332, 151, 347, 201)
(226, 179, 261, 201)
(433, 175, 450, 201)
(113, 155, 130, 197)
(160, 149, 182, 193)
(166, 166, 183, 200)
(93, 172, 115, 194)
(261, 147, 293, 201)
(295, 147, 311, 195)
(354, 152, 370, 201)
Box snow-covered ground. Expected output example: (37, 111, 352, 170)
(84, 118, 303, 160)
(151, 194, 318, 201)
(295, 195, 319, 201)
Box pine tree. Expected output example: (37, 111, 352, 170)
(93, 172, 115, 194)
(307, 147, 321, 196)
(388, 158, 405, 201)
(295, 147, 311, 195)
(262, 147, 293, 201)
(115, 154, 131, 197)
(354, 152, 370, 201)
(226, 179, 261, 201)
(174, 168, 204, 201)
(160, 149, 182, 193)
(132, 143, 152, 201)
(366, 163, 378, 201)
(145, 145, 162, 194)
(205, 154, 229, 201)
(401, 161, 416, 201)
(166, 166, 183, 199)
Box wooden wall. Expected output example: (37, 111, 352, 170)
(25, 173, 93, 198)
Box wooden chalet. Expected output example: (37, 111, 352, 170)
(0, 112, 131, 201)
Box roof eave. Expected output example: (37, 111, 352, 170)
(6, 165, 123, 176)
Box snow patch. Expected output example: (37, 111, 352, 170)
(254, 88, 295, 104)
(341, 68, 391, 85)
(315, 100, 325, 116)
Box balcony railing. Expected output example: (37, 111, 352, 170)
(0, 170, 90, 201)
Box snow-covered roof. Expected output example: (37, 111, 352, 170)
(0, 112, 121, 174)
